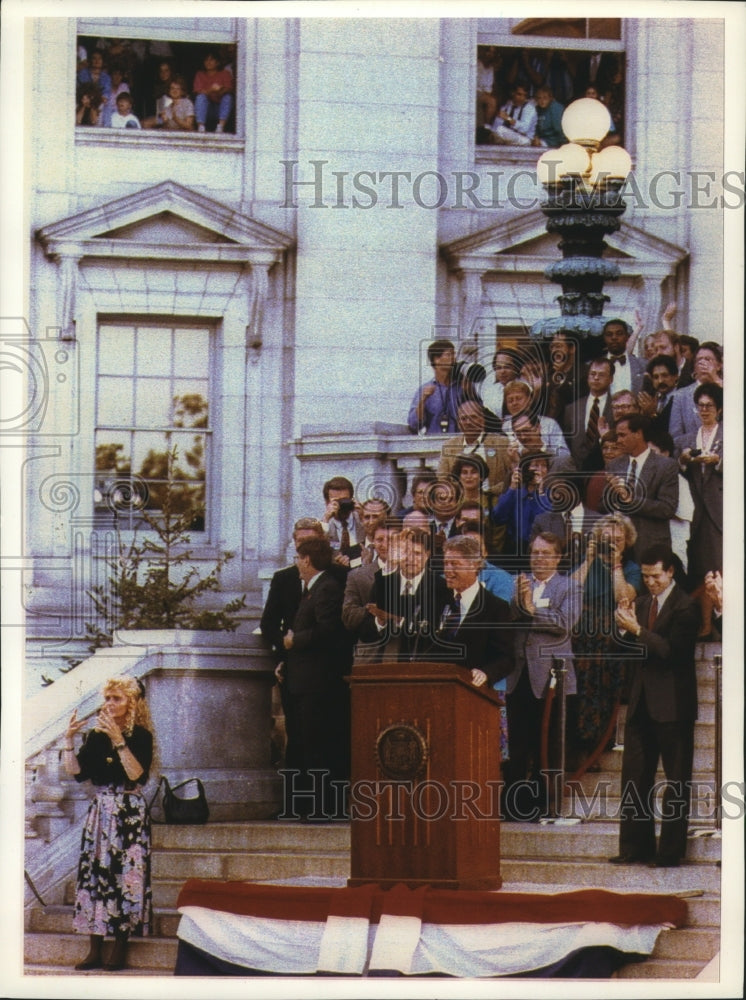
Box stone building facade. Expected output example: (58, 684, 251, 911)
(16, 14, 734, 687)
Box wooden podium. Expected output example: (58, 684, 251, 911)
(347, 662, 502, 890)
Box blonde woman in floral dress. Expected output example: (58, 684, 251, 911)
(63, 676, 154, 971)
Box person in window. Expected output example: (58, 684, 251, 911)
(109, 91, 141, 129)
(193, 50, 234, 134)
(77, 50, 111, 127)
(476, 46, 498, 128)
(100, 63, 131, 128)
(63, 676, 154, 971)
(584, 85, 621, 149)
(484, 84, 537, 146)
(75, 82, 103, 127)
(531, 84, 566, 149)
(159, 77, 196, 132)
(141, 60, 175, 128)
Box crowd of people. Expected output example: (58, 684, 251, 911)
(476, 45, 625, 147)
(75, 39, 235, 133)
(259, 314, 723, 871)
(59, 314, 723, 971)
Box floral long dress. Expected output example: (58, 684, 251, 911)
(572, 557, 641, 748)
(72, 726, 153, 937)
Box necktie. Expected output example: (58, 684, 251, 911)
(301, 584, 309, 599)
(403, 580, 412, 597)
(627, 458, 638, 490)
(611, 354, 626, 367)
(586, 396, 600, 445)
(443, 593, 462, 637)
(340, 520, 350, 555)
(647, 596, 658, 629)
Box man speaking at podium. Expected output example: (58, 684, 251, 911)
(430, 535, 513, 689)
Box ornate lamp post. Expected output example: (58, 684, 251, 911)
(531, 98, 633, 344)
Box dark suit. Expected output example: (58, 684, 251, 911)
(260, 561, 348, 664)
(281, 571, 353, 818)
(424, 584, 513, 685)
(604, 451, 679, 562)
(618, 584, 699, 863)
(563, 393, 613, 472)
(676, 427, 723, 583)
(361, 566, 451, 661)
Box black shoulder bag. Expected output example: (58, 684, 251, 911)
(148, 775, 210, 824)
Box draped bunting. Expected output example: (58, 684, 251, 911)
(174, 880, 686, 978)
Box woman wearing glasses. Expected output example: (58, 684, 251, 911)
(676, 382, 723, 636)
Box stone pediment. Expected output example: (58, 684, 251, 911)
(36, 180, 294, 266)
(441, 208, 688, 274)
(103, 211, 237, 245)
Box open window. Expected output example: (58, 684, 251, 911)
(476, 18, 626, 155)
(75, 19, 238, 135)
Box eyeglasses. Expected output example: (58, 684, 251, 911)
(696, 402, 717, 410)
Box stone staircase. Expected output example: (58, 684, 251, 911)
(24, 646, 723, 980)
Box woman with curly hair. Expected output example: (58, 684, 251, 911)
(63, 676, 154, 971)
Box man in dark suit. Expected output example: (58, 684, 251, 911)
(563, 357, 614, 472)
(603, 414, 679, 562)
(276, 536, 353, 820)
(342, 519, 391, 662)
(611, 545, 699, 867)
(425, 535, 513, 687)
(599, 318, 647, 395)
(260, 519, 348, 692)
(362, 526, 450, 661)
(637, 354, 679, 433)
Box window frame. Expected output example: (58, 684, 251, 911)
(74, 23, 240, 143)
(93, 317, 214, 539)
(475, 21, 629, 166)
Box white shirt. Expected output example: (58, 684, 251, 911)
(453, 579, 482, 618)
(649, 578, 676, 616)
(400, 569, 426, 597)
(481, 381, 505, 419)
(627, 447, 651, 478)
(303, 570, 323, 593)
(531, 571, 556, 605)
(608, 353, 631, 393)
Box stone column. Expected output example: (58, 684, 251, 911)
(117, 629, 282, 821)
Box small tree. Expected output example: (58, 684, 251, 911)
(85, 446, 246, 649)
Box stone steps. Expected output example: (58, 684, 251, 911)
(24, 641, 724, 980)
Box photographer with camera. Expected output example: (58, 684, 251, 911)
(491, 452, 554, 566)
(320, 476, 366, 566)
(407, 339, 470, 435)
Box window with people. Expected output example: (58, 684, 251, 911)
(75, 37, 237, 135)
(476, 22, 626, 151)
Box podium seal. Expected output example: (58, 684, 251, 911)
(375, 724, 429, 780)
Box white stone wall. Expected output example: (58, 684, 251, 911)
(20, 13, 733, 686)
